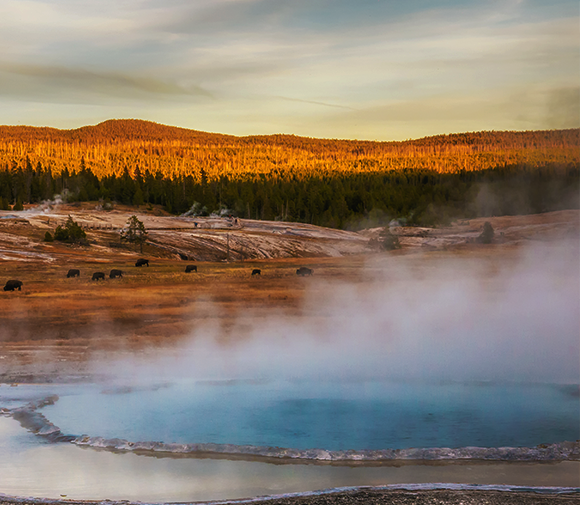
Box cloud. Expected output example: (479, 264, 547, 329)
(0, 0, 577, 138)
(0, 62, 213, 104)
(274, 96, 356, 111)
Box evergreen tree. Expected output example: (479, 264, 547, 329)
(478, 221, 494, 244)
(54, 225, 68, 241)
(132, 185, 144, 206)
(54, 216, 87, 243)
(120, 215, 148, 253)
(70, 217, 86, 242)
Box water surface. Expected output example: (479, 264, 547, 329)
(41, 379, 580, 450)
(1, 417, 578, 501)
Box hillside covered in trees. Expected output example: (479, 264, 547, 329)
(0, 120, 578, 228)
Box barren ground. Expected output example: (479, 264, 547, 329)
(1, 488, 580, 505)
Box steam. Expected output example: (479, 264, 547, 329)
(92, 239, 580, 386)
(18, 194, 67, 215)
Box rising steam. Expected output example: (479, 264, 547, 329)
(92, 239, 580, 386)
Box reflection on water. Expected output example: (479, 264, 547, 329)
(41, 380, 580, 450)
(1, 417, 579, 502)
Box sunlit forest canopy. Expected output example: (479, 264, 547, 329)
(0, 119, 578, 180)
(0, 120, 578, 228)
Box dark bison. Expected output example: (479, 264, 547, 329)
(185, 265, 197, 273)
(66, 269, 80, 278)
(92, 272, 105, 281)
(251, 269, 261, 276)
(296, 267, 313, 276)
(3, 280, 23, 291)
(109, 269, 123, 279)
(135, 258, 149, 267)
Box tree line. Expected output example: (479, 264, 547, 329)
(1, 157, 577, 229)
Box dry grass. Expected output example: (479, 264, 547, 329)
(0, 209, 578, 379)
(0, 248, 502, 361)
(0, 255, 343, 370)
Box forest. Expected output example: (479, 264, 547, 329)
(0, 120, 578, 228)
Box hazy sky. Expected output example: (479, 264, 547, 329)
(1, 0, 578, 140)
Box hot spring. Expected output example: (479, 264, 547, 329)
(39, 379, 580, 451)
(1, 241, 579, 501)
(1, 378, 579, 502)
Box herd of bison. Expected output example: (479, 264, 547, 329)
(2, 261, 314, 292)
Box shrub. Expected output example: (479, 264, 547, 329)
(379, 227, 401, 250)
(44, 231, 54, 242)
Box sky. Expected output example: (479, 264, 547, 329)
(0, 0, 578, 140)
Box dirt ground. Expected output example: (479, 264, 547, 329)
(249, 489, 580, 505)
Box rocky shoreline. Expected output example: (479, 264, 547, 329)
(2, 487, 580, 505)
(71, 435, 580, 463)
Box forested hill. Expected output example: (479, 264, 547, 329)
(0, 120, 578, 229)
(0, 119, 578, 180)
(0, 120, 234, 145)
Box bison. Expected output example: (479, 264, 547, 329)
(251, 269, 261, 276)
(92, 272, 105, 281)
(66, 269, 80, 278)
(185, 265, 197, 273)
(296, 267, 313, 276)
(109, 269, 123, 279)
(3, 280, 23, 291)
(135, 258, 149, 267)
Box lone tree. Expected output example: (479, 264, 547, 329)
(54, 215, 87, 244)
(120, 215, 148, 253)
(478, 221, 494, 244)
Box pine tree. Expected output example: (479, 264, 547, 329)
(478, 221, 494, 244)
(120, 215, 148, 253)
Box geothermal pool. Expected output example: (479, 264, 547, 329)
(1, 380, 579, 501)
(7, 379, 579, 451)
(40, 379, 578, 451)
